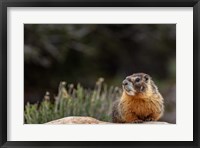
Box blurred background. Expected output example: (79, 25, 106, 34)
(24, 24, 176, 123)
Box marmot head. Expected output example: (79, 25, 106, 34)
(122, 73, 157, 97)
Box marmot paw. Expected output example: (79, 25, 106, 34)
(132, 120, 143, 123)
(145, 118, 155, 122)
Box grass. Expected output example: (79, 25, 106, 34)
(24, 78, 122, 124)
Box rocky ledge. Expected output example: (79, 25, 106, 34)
(45, 116, 170, 124)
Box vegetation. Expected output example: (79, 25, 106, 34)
(24, 78, 122, 124)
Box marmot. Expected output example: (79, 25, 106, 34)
(112, 73, 164, 123)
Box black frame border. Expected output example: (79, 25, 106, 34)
(0, 0, 199, 148)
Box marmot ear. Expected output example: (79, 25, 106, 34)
(144, 74, 151, 82)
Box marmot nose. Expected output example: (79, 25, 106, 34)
(122, 79, 129, 86)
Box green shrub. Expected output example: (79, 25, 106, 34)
(24, 78, 122, 124)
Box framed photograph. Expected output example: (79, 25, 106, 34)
(1, 0, 199, 147)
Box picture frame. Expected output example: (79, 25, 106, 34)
(0, 0, 199, 147)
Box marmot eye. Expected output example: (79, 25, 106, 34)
(135, 78, 140, 83)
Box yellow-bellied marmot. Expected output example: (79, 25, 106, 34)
(112, 73, 164, 123)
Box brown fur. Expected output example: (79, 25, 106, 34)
(112, 73, 164, 123)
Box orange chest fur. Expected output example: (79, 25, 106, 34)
(120, 96, 160, 117)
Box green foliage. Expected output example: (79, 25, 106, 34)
(24, 78, 122, 124)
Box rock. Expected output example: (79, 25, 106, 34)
(142, 121, 169, 124)
(45, 116, 170, 124)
